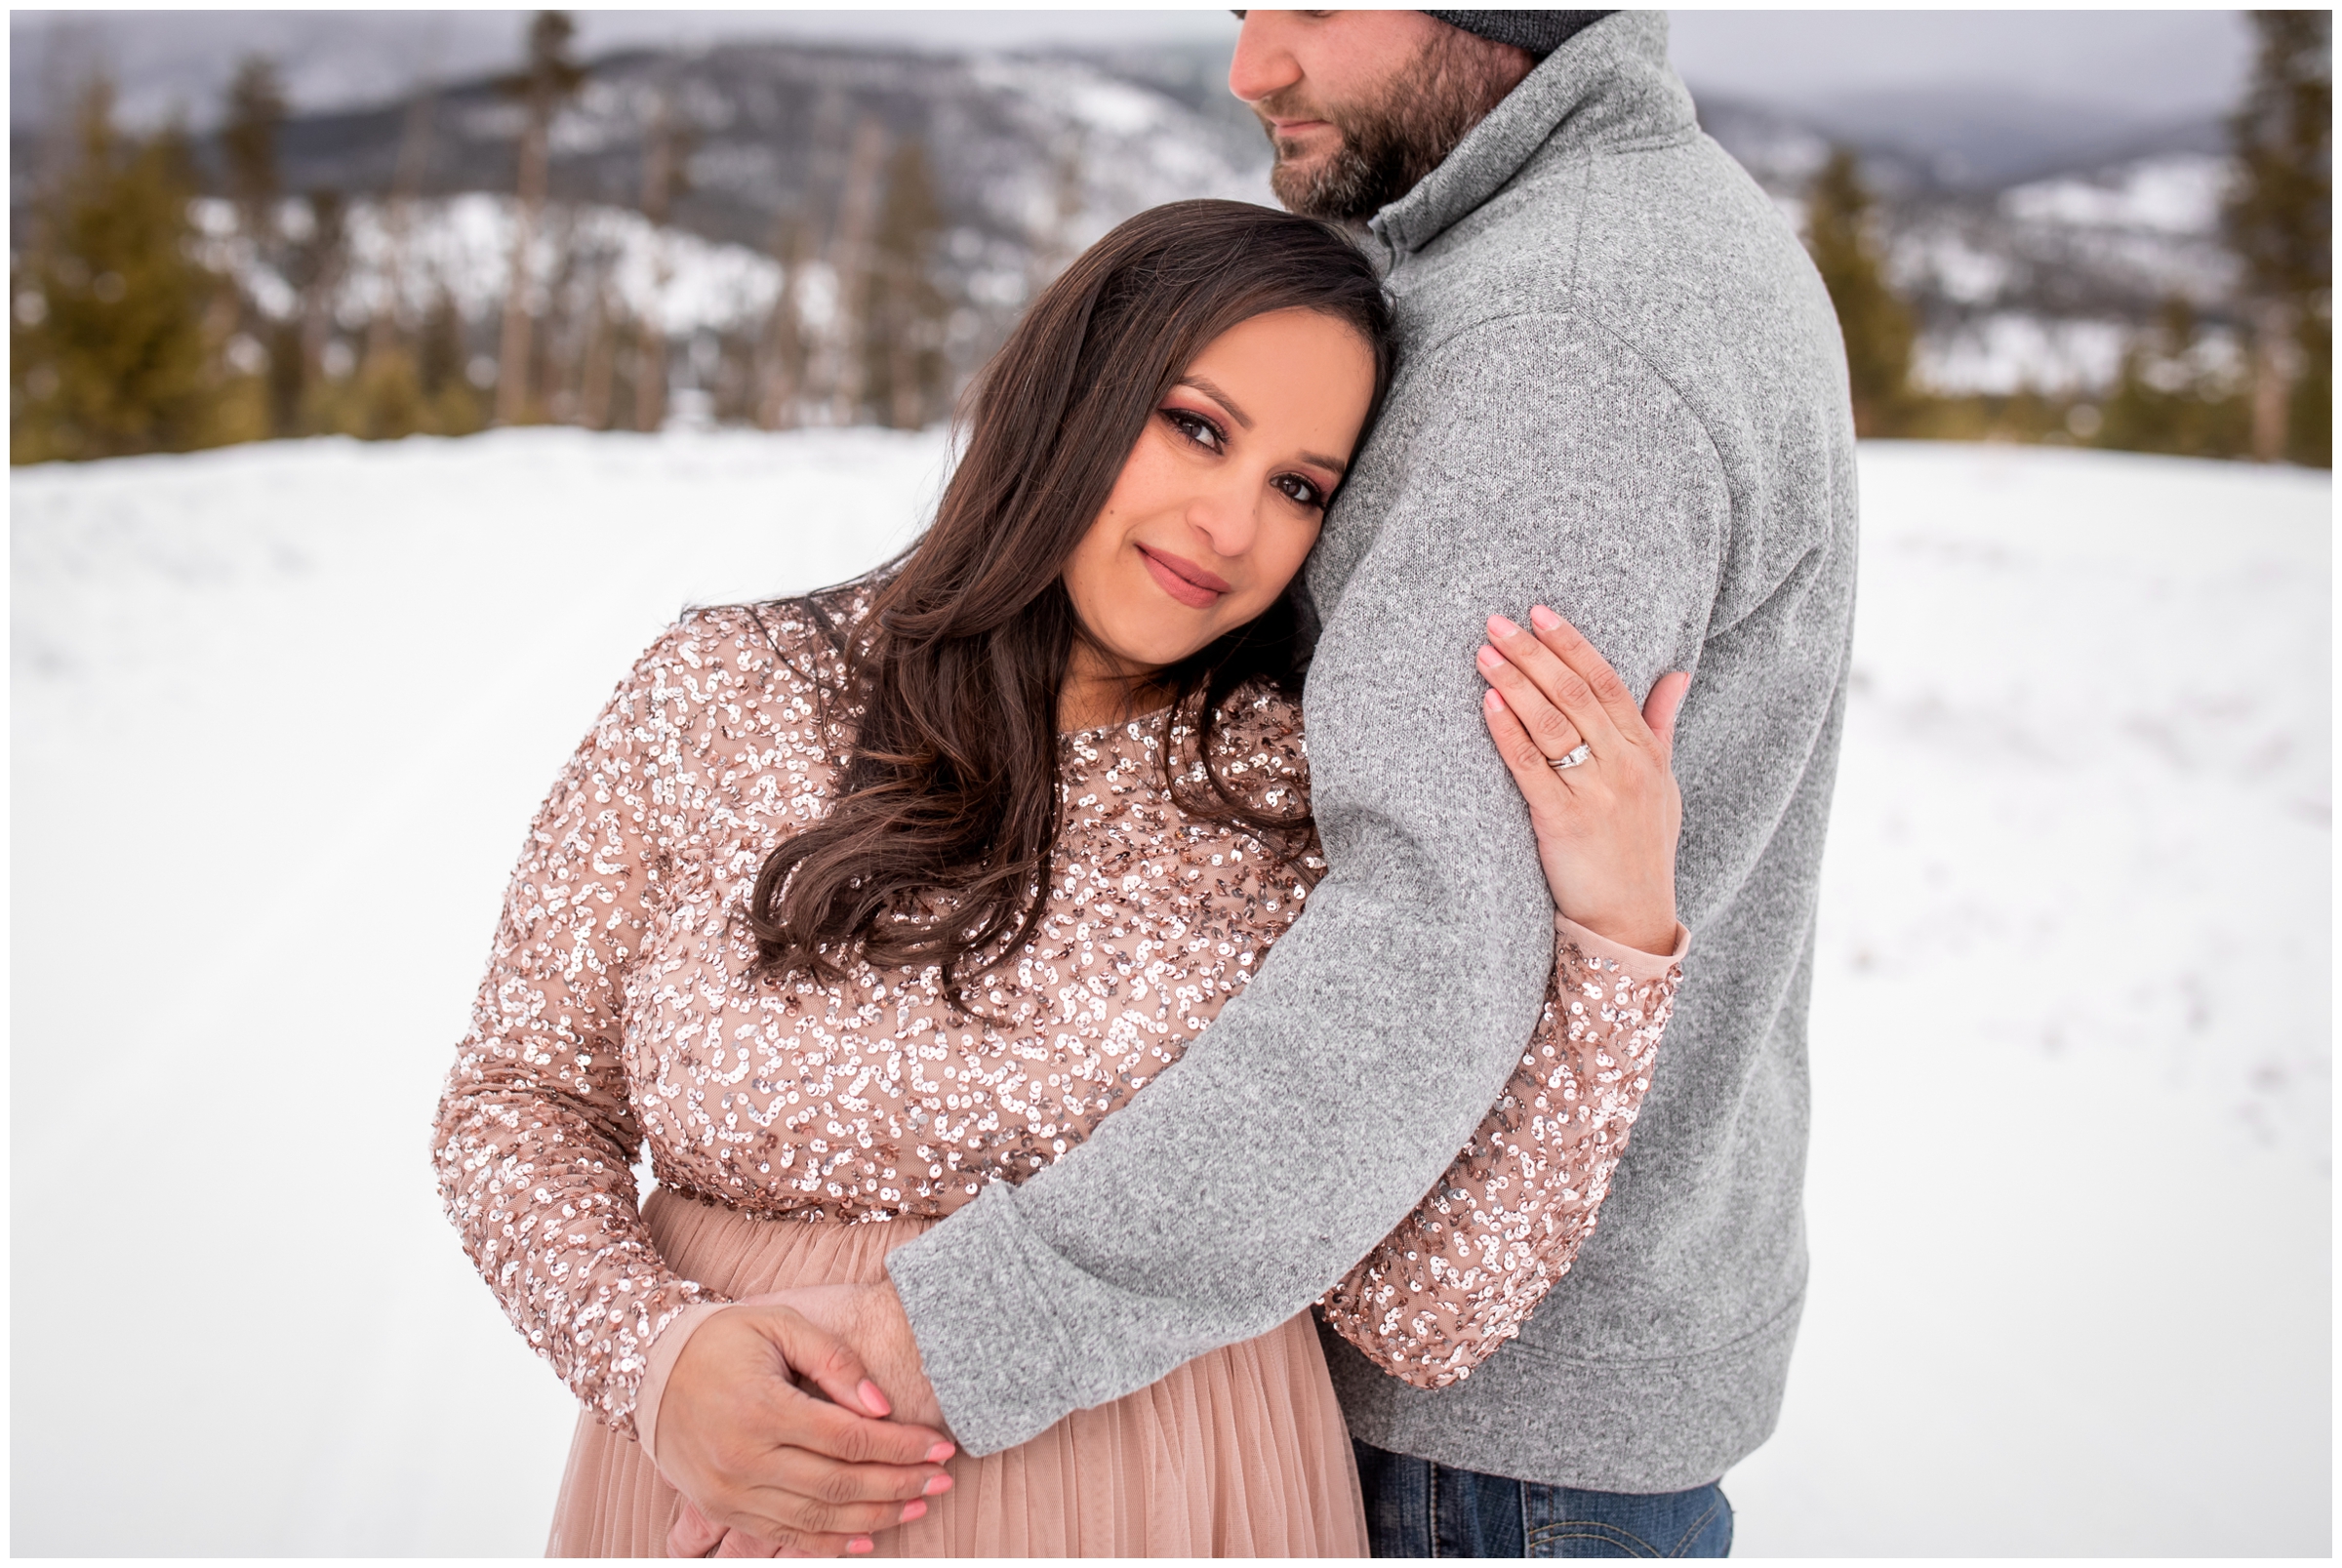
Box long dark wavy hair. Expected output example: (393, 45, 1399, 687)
(747, 199, 1395, 1011)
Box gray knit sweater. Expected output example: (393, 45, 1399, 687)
(889, 11, 1858, 1491)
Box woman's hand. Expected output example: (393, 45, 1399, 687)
(1475, 606, 1688, 954)
(655, 1302, 954, 1556)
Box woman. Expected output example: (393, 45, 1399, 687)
(434, 200, 1687, 1558)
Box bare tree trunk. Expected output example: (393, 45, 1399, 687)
(496, 102, 550, 425)
(2250, 300, 2295, 462)
(580, 282, 616, 430)
(367, 92, 435, 370)
(631, 75, 681, 433)
(1027, 129, 1085, 301)
(756, 220, 808, 430)
(825, 114, 889, 427)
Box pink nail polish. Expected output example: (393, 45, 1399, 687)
(1488, 614, 1520, 638)
(1484, 690, 1505, 709)
(1476, 645, 1503, 667)
(925, 1441, 956, 1464)
(1530, 605, 1561, 630)
(923, 1473, 955, 1497)
(848, 1538, 874, 1554)
(901, 1500, 929, 1523)
(858, 1379, 892, 1417)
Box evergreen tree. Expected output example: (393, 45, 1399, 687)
(11, 79, 234, 462)
(864, 140, 951, 429)
(2096, 297, 2252, 459)
(2225, 10, 2331, 466)
(221, 55, 287, 249)
(1803, 146, 1917, 438)
(278, 187, 350, 434)
(418, 287, 487, 435)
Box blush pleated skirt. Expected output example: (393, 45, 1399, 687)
(545, 1187, 1368, 1557)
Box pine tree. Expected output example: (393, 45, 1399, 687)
(2226, 10, 2331, 466)
(2096, 297, 2252, 459)
(11, 79, 234, 462)
(418, 287, 487, 435)
(221, 56, 287, 250)
(279, 187, 350, 434)
(1803, 146, 1917, 439)
(864, 140, 951, 430)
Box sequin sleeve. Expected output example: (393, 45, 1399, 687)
(430, 624, 720, 1437)
(1320, 915, 1685, 1389)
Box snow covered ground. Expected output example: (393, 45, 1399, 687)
(11, 430, 2329, 1556)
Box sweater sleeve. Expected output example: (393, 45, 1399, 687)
(1320, 915, 1684, 1387)
(886, 318, 1732, 1454)
(430, 624, 725, 1436)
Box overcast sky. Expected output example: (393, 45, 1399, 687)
(10, 10, 2257, 132)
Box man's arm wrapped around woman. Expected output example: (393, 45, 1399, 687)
(1322, 915, 1685, 1387)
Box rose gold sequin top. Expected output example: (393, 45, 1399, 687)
(432, 593, 1683, 1437)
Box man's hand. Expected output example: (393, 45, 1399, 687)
(655, 1298, 953, 1556)
(778, 1282, 945, 1431)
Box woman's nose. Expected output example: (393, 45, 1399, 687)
(1188, 488, 1261, 560)
(1228, 15, 1302, 104)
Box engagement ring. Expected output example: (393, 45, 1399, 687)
(1549, 744, 1593, 771)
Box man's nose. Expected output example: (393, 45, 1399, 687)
(1228, 13, 1302, 105)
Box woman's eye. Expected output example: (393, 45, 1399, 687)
(1163, 409, 1225, 453)
(1273, 473, 1327, 510)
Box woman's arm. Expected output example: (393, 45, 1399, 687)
(436, 613, 952, 1554)
(1323, 608, 1690, 1387)
(1320, 914, 1683, 1387)
(429, 625, 713, 1437)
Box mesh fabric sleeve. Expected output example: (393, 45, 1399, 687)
(1321, 915, 1685, 1387)
(430, 624, 723, 1436)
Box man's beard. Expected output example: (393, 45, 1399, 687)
(1259, 29, 1523, 223)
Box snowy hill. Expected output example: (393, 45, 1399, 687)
(10, 434, 2328, 1555)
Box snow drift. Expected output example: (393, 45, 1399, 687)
(10, 431, 2328, 1555)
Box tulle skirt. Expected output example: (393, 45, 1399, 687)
(545, 1187, 1368, 1556)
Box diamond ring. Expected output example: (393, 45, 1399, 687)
(1548, 744, 1593, 772)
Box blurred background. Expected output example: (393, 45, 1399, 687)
(10, 9, 2331, 1559)
(8, 8, 2329, 463)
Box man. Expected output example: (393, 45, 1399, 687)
(671, 10, 1855, 1556)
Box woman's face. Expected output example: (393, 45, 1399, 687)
(1062, 306, 1377, 681)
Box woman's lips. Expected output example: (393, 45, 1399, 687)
(1137, 544, 1230, 610)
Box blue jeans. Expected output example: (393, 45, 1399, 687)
(1353, 1440, 1733, 1557)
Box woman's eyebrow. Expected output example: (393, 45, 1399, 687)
(1175, 374, 1345, 475)
(1176, 375, 1253, 429)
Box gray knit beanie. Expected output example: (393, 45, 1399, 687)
(1420, 11, 1614, 58)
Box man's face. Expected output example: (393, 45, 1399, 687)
(1230, 11, 1531, 223)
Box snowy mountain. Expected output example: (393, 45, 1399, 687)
(1696, 90, 2241, 394)
(189, 39, 1266, 296)
(8, 29, 2246, 407)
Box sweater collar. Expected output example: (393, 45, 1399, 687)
(1365, 10, 1693, 265)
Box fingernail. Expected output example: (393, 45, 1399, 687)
(900, 1500, 929, 1523)
(848, 1538, 873, 1554)
(1484, 689, 1505, 710)
(925, 1441, 956, 1464)
(1476, 644, 1504, 668)
(858, 1379, 892, 1417)
(1488, 614, 1521, 638)
(1530, 605, 1561, 630)
(923, 1472, 955, 1496)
